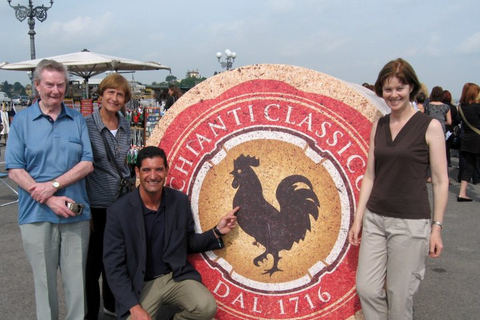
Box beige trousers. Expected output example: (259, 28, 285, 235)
(20, 221, 90, 320)
(356, 210, 430, 320)
(127, 273, 217, 320)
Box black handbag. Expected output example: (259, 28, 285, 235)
(100, 132, 133, 198)
(450, 124, 462, 149)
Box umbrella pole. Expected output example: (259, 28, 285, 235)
(84, 78, 89, 99)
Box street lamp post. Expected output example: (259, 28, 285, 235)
(216, 49, 237, 71)
(7, 0, 54, 96)
(7, 0, 54, 60)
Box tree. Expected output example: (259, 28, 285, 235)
(1, 81, 13, 96)
(165, 75, 177, 83)
(13, 82, 26, 95)
(179, 76, 207, 89)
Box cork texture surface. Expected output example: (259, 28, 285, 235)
(146, 64, 387, 319)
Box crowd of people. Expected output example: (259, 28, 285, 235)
(414, 82, 480, 201)
(4, 59, 238, 320)
(3, 57, 479, 320)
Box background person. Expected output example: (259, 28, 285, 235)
(348, 58, 448, 320)
(164, 84, 183, 111)
(7, 100, 16, 124)
(104, 146, 238, 320)
(0, 112, 3, 147)
(424, 86, 452, 182)
(85, 73, 132, 319)
(414, 91, 426, 113)
(425, 86, 452, 135)
(443, 89, 459, 167)
(5, 59, 94, 320)
(457, 83, 480, 202)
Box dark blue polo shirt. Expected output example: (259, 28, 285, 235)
(143, 190, 170, 281)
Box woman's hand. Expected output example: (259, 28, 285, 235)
(429, 226, 443, 258)
(348, 220, 363, 246)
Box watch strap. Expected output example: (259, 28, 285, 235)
(213, 226, 225, 237)
(432, 220, 443, 228)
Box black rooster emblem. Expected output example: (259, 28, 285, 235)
(231, 154, 320, 276)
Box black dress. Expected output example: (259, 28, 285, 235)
(164, 95, 176, 111)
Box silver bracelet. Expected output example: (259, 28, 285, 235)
(432, 220, 443, 228)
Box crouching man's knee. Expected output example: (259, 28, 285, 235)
(179, 290, 217, 320)
(196, 292, 217, 320)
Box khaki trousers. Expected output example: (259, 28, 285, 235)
(356, 210, 430, 320)
(127, 273, 217, 320)
(20, 221, 90, 320)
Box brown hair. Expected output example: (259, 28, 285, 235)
(98, 73, 132, 103)
(168, 84, 183, 100)
(415, 92, 426, 104)
(429, 86, 444, 102)
(442, 90, 452, 104)
(459, 83, 480, 105)
(374, 58, 420, 101)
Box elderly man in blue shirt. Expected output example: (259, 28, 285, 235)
(5, 59, 93, 320)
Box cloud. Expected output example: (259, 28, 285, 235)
(266, 0, 297, 12)
(41, 12, 115, 51)
(202, 20, 247, 38)
(458, 31, 480, 54)
(0, 0, 477, 97)
(278, 30, 350, 58)
(266, 0, 326, 13)
(404, 33, 444, 57)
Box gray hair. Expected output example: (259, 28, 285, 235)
(33, 59, 69, 84)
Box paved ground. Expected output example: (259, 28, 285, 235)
(0, 141, 479, 319)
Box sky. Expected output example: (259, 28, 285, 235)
(1, 0, 479, 99)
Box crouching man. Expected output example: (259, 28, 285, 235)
(103, 146, 238, 320)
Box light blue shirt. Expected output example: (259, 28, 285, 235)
(5, 101, 93, 225)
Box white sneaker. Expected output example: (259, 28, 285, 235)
(103, 308, 117, 317)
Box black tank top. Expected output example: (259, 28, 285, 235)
(367, 111, 432, 219)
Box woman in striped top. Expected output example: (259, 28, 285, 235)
(85, 74, 132, 319)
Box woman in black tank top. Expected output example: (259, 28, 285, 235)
(348, 58, 449, 320)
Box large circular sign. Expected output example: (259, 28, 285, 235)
(148, 64, 385, 319)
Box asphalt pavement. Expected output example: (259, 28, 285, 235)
(0, 141, 479, 319)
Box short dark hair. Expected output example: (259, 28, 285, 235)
(415, 92, 426, 104)
(374, 58, 420, 101)
(429, 86, 444, 102)
(136, 146, 169, 169)
(442, 90, 452, 104)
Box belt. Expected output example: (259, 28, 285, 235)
(144, 273, 168, 282)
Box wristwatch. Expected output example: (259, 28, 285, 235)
(432, 220, 443, 229)
(213, 226, 225, 237)
(52, 180, 60, 190)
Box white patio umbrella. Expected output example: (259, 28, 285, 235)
(0, 49, 171, 98)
